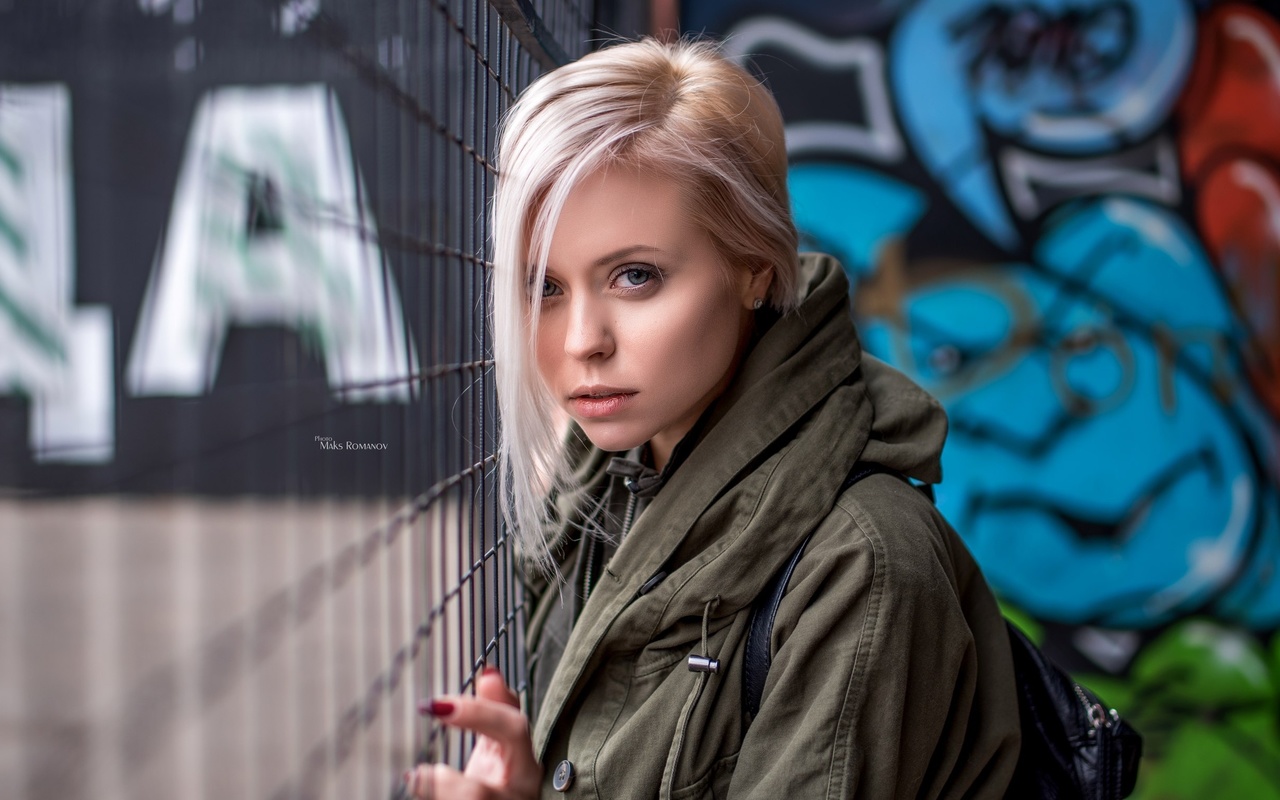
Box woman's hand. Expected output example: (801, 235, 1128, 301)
(405, 667, 543, 799)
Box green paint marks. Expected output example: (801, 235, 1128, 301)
(1138, 713, 1280, 799)
(1134, 620, 1274, 709)
(1068, 619, 1280, 797)
(999, 599, 1044, 644)
(0, 138, 22, 180)
(0, 283, 66, 363)
(0, 210, 28, 259)
(209, 137, 349, 302)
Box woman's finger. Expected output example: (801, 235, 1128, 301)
(406, 763, 500, 800)
(475, 667, 520, 708)
(418, 691, 542, 793)
(412, 674, 541, 797)
(419, 694, 531, 746)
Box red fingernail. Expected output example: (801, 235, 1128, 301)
(418, 699, 454, 717)
(483, 665, 500, 677)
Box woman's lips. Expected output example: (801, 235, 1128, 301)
(570, 392, 636, 418)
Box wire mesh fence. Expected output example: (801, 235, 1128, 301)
(0, 1, 595, 798)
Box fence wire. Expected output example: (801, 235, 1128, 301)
(0, 1, 594, 798)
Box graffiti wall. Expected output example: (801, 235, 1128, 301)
(0, 4, 590, 799)
(0, 0, 499, 495)
(682, 0, 1280, 795)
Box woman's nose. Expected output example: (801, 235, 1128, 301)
(563, 297, 614, 361)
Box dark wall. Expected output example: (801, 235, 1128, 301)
(0, 0, 576, 496)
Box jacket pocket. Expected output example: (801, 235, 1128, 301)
(671, 752, 740, 800)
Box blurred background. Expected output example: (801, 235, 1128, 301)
(1, 0, 1278, 798)
(678, 1, 1280, 796)
(0, 1, 607, 797)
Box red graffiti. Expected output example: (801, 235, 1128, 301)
(1178, 4, 1280, 418)
(1178, 5, 1280, 176)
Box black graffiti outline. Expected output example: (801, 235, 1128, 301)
(949, 1, 1137, 88)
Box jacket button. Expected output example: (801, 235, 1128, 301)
(552, 759, 576, 792)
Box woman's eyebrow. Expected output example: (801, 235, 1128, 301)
(591, 244, 662, 267)
(535, 245, 679, 276)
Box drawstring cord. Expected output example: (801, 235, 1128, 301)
(665, 596, 722, 800)
(687, 595, 722, 674)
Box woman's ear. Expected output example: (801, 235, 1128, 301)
(741, 265, 774, 310)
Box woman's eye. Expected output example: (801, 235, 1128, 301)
(618, 267, 654, 288)
(541, 279, 560, 298)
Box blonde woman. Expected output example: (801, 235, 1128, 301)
(407, 37, 1021, 800)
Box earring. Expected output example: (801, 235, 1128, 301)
(752, 298, 764, 310)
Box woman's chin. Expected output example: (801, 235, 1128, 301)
(575, 420, 648, 454)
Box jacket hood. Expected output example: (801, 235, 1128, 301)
(777, 252, 948, 485)
(530, 252, 949, 754)
(668, 250, 948, 494)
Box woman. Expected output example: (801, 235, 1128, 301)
(407, 37, 1021, 799)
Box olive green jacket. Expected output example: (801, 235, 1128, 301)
(523, 253, 1021, 799)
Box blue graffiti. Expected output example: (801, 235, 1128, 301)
(889, 0, 1196, 246)
(751, 0, 1280, 634)
(855, 198, 1280, 629)
(789, 162, 924, 278)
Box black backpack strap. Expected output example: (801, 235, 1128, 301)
(742, 462, 906, 721)
(742, 533, 810, 719)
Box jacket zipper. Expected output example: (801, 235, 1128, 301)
(582, 535, 599, 601)
(621, 489, 638, 540)
(584, 486, 638, 602)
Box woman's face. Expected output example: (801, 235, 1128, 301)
(535, 166, 767, 468)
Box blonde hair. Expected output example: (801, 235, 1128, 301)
(491, 37, 799, 569)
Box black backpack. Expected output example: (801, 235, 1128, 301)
(742, 463, 1143, 799)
